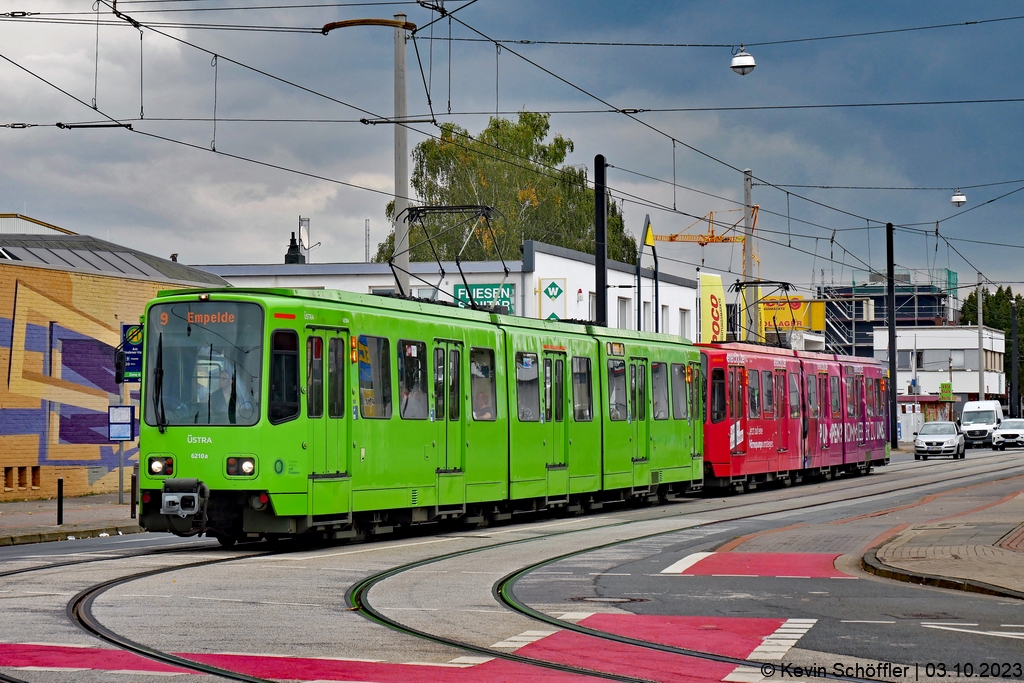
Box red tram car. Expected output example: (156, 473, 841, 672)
(700, 343, 889, 490)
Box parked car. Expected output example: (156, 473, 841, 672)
(991, 418, 1024, 450)
(914, 421, 965, 460)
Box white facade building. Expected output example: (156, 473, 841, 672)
(872, 325, 1006, 403)
(198, 240, 699, 339)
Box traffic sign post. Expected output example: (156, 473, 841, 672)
(121, 323, 143, 383)
(109, 406, 135, 505)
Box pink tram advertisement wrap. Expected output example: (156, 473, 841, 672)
(699, 343, 889, 489)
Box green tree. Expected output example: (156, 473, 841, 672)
(961, 285, 1024, 402)
(374, 112, 637, 264)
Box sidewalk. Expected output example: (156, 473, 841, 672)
(0, 493, 141, 546)
(863, 491, 1024, 599)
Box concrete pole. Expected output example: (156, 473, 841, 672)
(978, 274, 985, 400)
(393, 13, 410, 295)
(1012, 302, 1019, 417)
(742, 169, 757, 342)
(886, 222, 898, 449)
(594, 155, 608, 327)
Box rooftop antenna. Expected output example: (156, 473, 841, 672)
(298, 216, 320, 263)
(365, 219, 370, 263)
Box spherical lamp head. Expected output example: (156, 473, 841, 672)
(951, 189, 967, 207)
(731, 46, 756, 76)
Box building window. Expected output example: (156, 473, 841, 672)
(589, 292, 597, 321)
(661, 305, 669, 333)
(643, 301, 652, 332)
(617, 297, 632, 330)
(679, 309, 691, 339)
(370, 287, 396, 296)
(950, 349, 965, 369)
(897, 351, 912, 371)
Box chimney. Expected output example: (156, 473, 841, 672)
(285, 232, 305, 264)
(169, 253, 178, 262)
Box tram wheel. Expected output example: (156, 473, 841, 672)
(216, 534, 237, 549)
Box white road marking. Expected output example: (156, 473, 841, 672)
(745, 619, 817, 662)
(842, 620, 895, 624)
(490, 629, 558, 650)
(589, 572, 631, 576)
(712, 574, 758, 577)
(448, 656, 493, 665)
(559, 612, 595, 621)
(660, 552, 714, 574)
(922, 625, 1024, 640)
(14, 667, 89, 672)
(108, 671, 185, 677)
(920, 622, 978, 626)
(22, 643, 93, 648)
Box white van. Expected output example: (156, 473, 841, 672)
(959, 400, 1004, 448)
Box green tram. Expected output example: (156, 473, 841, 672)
(138, 288, 703, 546)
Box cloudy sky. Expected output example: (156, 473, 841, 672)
(2, 1, 1022, 300)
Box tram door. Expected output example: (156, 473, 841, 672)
(854, 374, 867, 446)
(775, 370, 789, 453)
(543, 352, 568, 498)
(630, 359, 651, 488)
(729, 366, 745, 456)
(434, 342, 466, 507)
(689, 361, 702, 460)
(308, 332, 350, 516)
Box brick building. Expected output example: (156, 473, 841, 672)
(0, 215, 226, 500)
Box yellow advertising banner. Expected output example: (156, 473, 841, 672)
(759, 296, 825, 333)
(699, 273, 727, 342)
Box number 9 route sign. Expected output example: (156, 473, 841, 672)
(121, 323, 143, 382)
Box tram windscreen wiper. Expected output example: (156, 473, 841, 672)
(153, 333, 167, 433)
(229, 361, 237, 424)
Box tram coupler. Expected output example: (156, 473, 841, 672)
(160, 478, 209, 519)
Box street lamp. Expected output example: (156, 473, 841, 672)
(323, 14, 416, 295)
(951, 188, 967, 207)
(731, 46, 756, 75)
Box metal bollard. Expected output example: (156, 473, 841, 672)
(130, 472, 137, 520)
(57, 478, 64, 526)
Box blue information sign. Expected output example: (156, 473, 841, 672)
(121, 323, 143, 382)
(108, 406, 136, 442)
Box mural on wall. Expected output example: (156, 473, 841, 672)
(1, 264, 173, 499)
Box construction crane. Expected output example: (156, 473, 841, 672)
(652, 206, 759, 270)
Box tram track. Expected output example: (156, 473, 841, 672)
(23, 453, 1020, 683)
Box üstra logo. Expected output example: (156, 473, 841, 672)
(187, 435, 213, 444)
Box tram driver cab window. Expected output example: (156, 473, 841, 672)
(516, 353, 540, 421)
(710, 367, 726, 423)
(398, 340, 428, 420)
(471, 348, 497, 421)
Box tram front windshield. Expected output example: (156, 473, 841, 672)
(145, 302, 263, 427)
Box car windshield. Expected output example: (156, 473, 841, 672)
(961, 410, 996, 425)
(999, 420, 1024, 430)
(919, 423, 956, 435)
(145, 301, 263, 427)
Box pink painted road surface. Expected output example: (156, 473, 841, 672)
(662, 552, 850, 578)
(0, 615, 791, 682)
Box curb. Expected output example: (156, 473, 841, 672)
(861, 549, 1024, 601)
(0, 525, 142, 547)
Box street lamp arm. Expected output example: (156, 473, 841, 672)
(322, 18, 416, 35)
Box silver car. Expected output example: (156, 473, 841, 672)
(913, 421, 965, 460)
(991, 418, 1024, 451)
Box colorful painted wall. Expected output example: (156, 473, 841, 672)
(1, 263, 189, 500)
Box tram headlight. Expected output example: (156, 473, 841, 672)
(227, 456, 256, 477)
(148, 457, 173, 476)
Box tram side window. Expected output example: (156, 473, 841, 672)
(875, 380, 885, 418)
(434, 348, 445, 419)
(762, 370, 775, 416)
(516, 352, 541, 422)
(357, 335, 392, 419)
(748, 368, 761, 418)
(449, 349, 461, 422)
(865, 378, 875, 417)
(845, 376, 856, 418)
(327, 338, 345, 418)
(670, 364, 689, 420)
(789, 373, 801, 419)
(572, 357, 594, 422)
(544, 358, 553, 423)
(306, 336, 324, 419)
(608, 359, 628, 421)
(470, 348, 497, 421)
(727, 368, 736, 420)
(269, 330, 300, 424)
(637, 365, 646, 421)
(807, 374, 818, 418)
(554, 359, 564, 423)
(651, 363, 670, 420)
(710, 367, 726, 423)
(830, 375, 841, 418)
(854, 376, 865, 419)
(774, 371, 785, 419)
(818, 375, 828, 421)
(398, 340, 428, 420)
